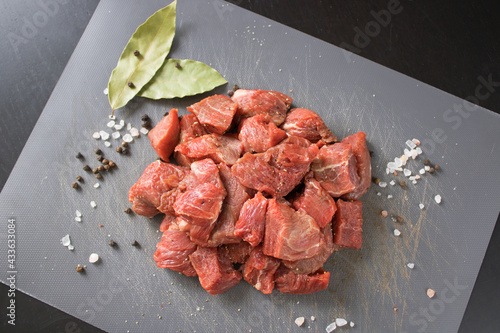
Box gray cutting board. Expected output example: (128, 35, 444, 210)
(1, 0, 499, 332)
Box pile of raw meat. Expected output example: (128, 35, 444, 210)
(128, 89, 371, 295)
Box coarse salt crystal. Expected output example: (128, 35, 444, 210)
(394, 229, 401, 237)
(127, 123, 132, 130)
(99, 131, 110, 140)
(336, 318, 347, 327)
(407, 263, 415, 269)
(387, 162, 397, 170)
(107, 120, 115, 128)
(425, 165, 430, 171)
(434, 194, 442, 204)
(387, 194, 393, 199)
(404, 148, 411, 157)
(406, 140, 416, 149)
(90, 201, 97, 208)
(68, 244, 74, 251)
(61, 234, 71, 247)
(112, 131, 121, 139)
(378, 182, 387, 188)
(412, 180, 418, 185)
(419, 168, 425, 174)
(123, 134, 133, 143)
(394, 157, 403, 167)
(419, 203, 425, 210)
(104, 141, 111, 147)
(409, 176, 416, 181)
(75, 216, 82, 222)
(92, 132, 100, 139)
(401, 154, 409, 164)
(130, 127, 140, 137)
(94, 183, 100, 188)
(295, 317, 305, 327)
(381, 210, 388, 217)
(427, 288, 436, 298)
(326, 322, 337, 332)
(103, 88, 109, 95)
(76, 210, 82, 217)
(404, 169, 412, 177)
(389, 180, 396, 186)
(140, 127, 149, 135)
(350, 322, 355, 328)
(410, 149, 419, 159)
(114, 124, 124, 130)
(89, 253, 100, 264)
(386, 168, 391, 175)
(415, 147, 422, 155)
(415, 175, 421, 180)
(310, 316, 316, 321)
(377, 192, 382, 196)
(412, 138, 420, 145)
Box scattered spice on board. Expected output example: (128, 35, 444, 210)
(76, 265, 84, 273)
(71, 182, 79, 189)
(83, 164, 91, 171)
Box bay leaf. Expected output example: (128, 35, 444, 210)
(108, 0, 177, 111)
(138, 59, 227, 99)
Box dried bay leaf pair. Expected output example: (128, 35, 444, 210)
(108, 0, 227, 112)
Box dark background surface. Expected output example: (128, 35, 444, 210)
(0, 0, 498, 332)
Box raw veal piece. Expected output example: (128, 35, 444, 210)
(332, 199, 363, 249)
(275, 266, 331, 295)
(234, 192, 268, 246)
(231, 89, 292, 125)
(174, 114, 208, 167)
(238, 114, 287, 153)
(292, 177, 337, 228)
(175, 133, 243, 165)
(187, 94, 238, 134)
(341, 132, 372, 200)
(148, 108, 180, 161)
(282, 107, 337, 143)
(243, 245, 281, 294)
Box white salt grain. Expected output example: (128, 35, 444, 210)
(425, 165, 430, 171)
(130, 127, 140, 137)
(123, 134, 133, 143)
(326, 322, 337, 332)
(94, 183, 100, 188)
(89, 253, 100, 264)
(406, 139, 416, 149)
(99, 130, 110, 141)
(92, 132, 100, 139)
(419, 168, 425, 174)
(387, 194, 393, 199)
(75, 217, 82, 222)
(434, 195, 442, 204)
(409, 176, 416, 181)
(389, 180, 396, 186)
(295, 317, 305, 327)
(103, 88, 109, 95)
(412, 138, 420, 146)
(377, 192, 382, 196)
(114, 124, 124, 130)
(415, 147, 423, 155)
(107, 120, 115, 128)
(407, 263, 415, 269)
(350, 322, 355, 327)
(140, 127, 149, 135)
(412, 180, 418, 185)
(127, 123, 132, 131)
(394, 157, 403, 167)
(378, 182, 387, 188)
(404, 169, 412, 177)
(104, 141, 111, 147)
(76, 210, 82, 217)
(310, 316, 316, 322)
(415, 175, 421, 180)
(61, 234, 71, 247)
(394, 229, 401, 237)
(68, 245, 74, 251)
(419, 203, 425, 210)
(90, 201, 97, 208)
(112, 131, 121, 139)
(336, 318, 348, 327)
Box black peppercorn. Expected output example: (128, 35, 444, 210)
(372, 177, 381, 184)
(109, 240, 116, 247)
(75, 152, 83, 159)
(227, 90, 234, 97)
(175, 62, 181, 69)
(94, 148, 102, 155)
(108, 161, 116, 168)
(97, 155, 103, 162)
(76, 176, 83, 182)
(97, 165, 104, 172)
(423, 159, 430, 166)
(141, 114, 150, 122)
(124, 208, 132, 214)
(434, 164, 441, 171)
(128, 82, 135, 88)
(133, 50, 140, 57)
(92, 168, 98, 174)
(232, 84, 239, 91)
(104, 165, 111, 171)
(71, 182, 79, 189)
(102, 159, 109, 165)
(83, 164, 91, 172)
(429, 168, 435, 174)
(76, 265, 84, 273)
(399, 180, 407, 188)
(116, 146, 123, 153)
(132, 240, 140, 247)
(95, 173, 102, 179)
(121, 141, 128, 148)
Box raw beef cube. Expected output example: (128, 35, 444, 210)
(263, 199, 325, 261)
(174, 159, 226, 243)
(153, 223, 197, 276)
(292, 178, 337, 228)
(219, 242, 253, 264)
(243, 245, 281, 294)
(311, 142, 360, 197)
(203, 164, 250, 247)
(275, 267, 330, 294)
(128, 161, 188, 218)
(187, 94, 237, 134)
(283, 223, 334, 274)
(232, 136, 319, 197)
(174, 114, 208, 167)
(159, 214, 176, 232)
(175, 133, 243, 166)
(281, 108, 337, 143)
(234, 192, 268, 246)
(332, 199, 363, 249)
(148, 108, 180, 161)
(189, 247, 242, 295)
(341, 132, 371, 200)
(238, 114, 287, 153)
(231, 89, 292, 125)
